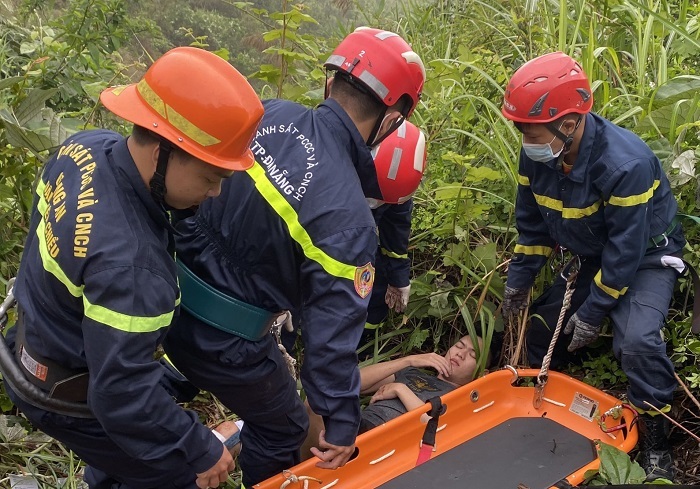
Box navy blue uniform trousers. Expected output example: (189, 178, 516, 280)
(527, 255, 679, 410)
(162, 310, 308, 487)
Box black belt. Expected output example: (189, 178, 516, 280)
(15, 309, 90, 403)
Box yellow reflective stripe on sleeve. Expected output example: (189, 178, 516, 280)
(380, 247, 408, 259)
(514, 244, 553, 256)
(247, 163, 356, 281)
(83, 295, 173, 333)
(532, 192, 602, 219)
(562, 200, 601, 219)
(608, 180, 660, 207)
(136, 79, 221, 147)
(533, 193, 563, 212)
(35, 181, 83, 298)
(594, 270, 628, 299)
(518, 174, 530, 186)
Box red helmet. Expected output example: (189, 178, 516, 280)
(325, 27, 425, 117)
(372, 120, 426, 204)
(101, 47, 263, 171)
(502, 52, 593, 123)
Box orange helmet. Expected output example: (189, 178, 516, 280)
(371, 120, 426, 204)
(325, 27, 425, 117)
(100, 47, 264, 171)
(502, 52, 592, 124)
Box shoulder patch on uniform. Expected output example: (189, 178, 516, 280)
(354, 262, 375, 298)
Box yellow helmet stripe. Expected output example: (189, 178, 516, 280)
(136, 79, 221, 147)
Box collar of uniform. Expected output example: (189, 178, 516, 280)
(566, 112, 597, 183)
(110, 136, 175, 233)
(317, 98, 383, 200)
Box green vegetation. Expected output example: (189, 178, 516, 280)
(1, 0, 699, 486)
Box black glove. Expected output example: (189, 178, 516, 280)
(502, 286, 529, 317)
(564, 313, 601, 352)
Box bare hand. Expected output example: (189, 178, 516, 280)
(309, 430, 355, 470)
(407, 353, 451, 377)
(370, 383, 404, 403)
(195, 445, 234, 489)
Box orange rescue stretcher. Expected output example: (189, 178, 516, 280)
(254, 368, 638, 489)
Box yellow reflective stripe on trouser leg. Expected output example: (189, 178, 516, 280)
(246, 163, 356, 280)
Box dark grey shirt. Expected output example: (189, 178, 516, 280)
(359, 367, 455, 432)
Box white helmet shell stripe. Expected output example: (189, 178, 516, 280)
(414, 130, 426, 173)
(387, 148, 403, 181)
(402, 51, 427, 84)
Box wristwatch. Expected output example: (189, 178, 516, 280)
(223, 430, 241, 449)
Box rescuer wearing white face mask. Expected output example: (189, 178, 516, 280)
(501, 51, 686, 482)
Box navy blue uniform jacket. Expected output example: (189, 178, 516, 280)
(507, 113, 684, 326)
(373, 200, 413, 288)
(175, 98, 379, 445)
(13, 130, 222, 473)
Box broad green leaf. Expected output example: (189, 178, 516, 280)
(466, 166, 502, 182)
(19, 41, 37, 55)
(470, 242, 497, 272)
(595, 440, 646, 484)
(212, 48, 230, 61)
(0, 76, 24, 91)
(3, 121, 52, 153)
(686, 339, 700, 355)
(15, 89, 58, 126)
(651, 76, 700, 108)
(263, 30, 283, 42)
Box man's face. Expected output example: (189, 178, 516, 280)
(163, 152, 233, 209)
(520, 123, 566, 154)
(442, 336, 480, 386)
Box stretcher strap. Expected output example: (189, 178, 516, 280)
(415, 397, 445, 466)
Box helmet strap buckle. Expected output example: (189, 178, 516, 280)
(150, 140, 172, 205)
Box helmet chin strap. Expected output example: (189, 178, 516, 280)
(547, 115, 583, 156)
(367, 112, 405, 147)
(150, 140, 172, 206)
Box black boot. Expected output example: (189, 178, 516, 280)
(637, 413, 675, 482)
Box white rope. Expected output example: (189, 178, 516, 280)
(537, 267, 578, 384)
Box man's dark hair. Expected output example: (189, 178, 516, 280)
(329, 72, 387, 122)
(513, 113, 580, 134)
(130, 125, 162, 145)
(131, 125, 186, 159)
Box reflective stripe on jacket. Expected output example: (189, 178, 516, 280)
(14, 130, 222, 473)
(507, 113, 684, 326)
(373, 200, 413, 288)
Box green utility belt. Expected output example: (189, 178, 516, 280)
(176, 261, 278, 341)
(647, 215, 680, 249)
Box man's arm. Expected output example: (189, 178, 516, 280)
(83, 267, 227, 478)
(360, 353, 450, 394)
(576, 157, 664, 326)
(370, 382, 424, 412)
(507, 155, 556, 289)
(299, 226, 377, 467)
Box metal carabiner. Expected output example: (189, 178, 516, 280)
(560, 255, 581, 281)
(533, 374, 547, 409)
(550, 246, 567, 275)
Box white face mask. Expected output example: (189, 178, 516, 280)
(522, 133, 564, 162)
